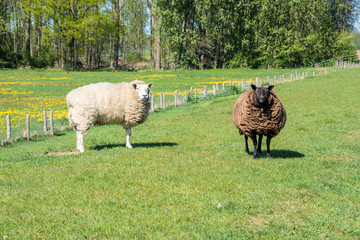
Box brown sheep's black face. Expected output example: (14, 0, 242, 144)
(251, 85, 274, 107)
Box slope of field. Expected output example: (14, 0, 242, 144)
(0, 68, 359, 238)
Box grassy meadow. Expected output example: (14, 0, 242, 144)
(0, 68, 359, 238)
(0, 67, 318, 141)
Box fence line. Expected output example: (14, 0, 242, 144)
(150, 58, 359, 112)
(1, 57, 359, 145)
(2, 110, 55, 145)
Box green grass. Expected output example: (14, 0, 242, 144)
(0, 67, 328, 141)
(0, 68, 359, 238)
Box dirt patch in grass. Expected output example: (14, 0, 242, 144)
(43, 150, 79, 156)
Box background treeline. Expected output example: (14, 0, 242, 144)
(0, 0, 359, 70)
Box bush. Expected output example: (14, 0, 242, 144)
(28, 49, 57, 68)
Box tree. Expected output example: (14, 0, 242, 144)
(147, 0, 161, 69)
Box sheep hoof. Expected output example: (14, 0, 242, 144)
(126, 144, 133, 149)
(266, 153, 272, 158)
(77, 147, 85, 153)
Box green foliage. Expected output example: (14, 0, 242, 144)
(27, 49, 57, 69)
(186, 95, 200, 104)
(350, 33, 360, 49)
(229, 85, 241, 95)
(158, 0, 357, 69)
(0, 0, 358, 69)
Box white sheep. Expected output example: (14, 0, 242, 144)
(66, 80, 154, 152)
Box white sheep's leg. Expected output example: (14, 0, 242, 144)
(126, 128, 133, 149)
(76, 130, 85, 153)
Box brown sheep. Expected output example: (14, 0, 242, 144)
(232, 85, 286, 158)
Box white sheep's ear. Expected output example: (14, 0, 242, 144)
(132, 84, 137, 89)
(251, 85, 257, 90)
(268, 86, 274, 91)
(148, 83, 154, 88)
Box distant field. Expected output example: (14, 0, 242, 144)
(0, 68, 306, 140)
(0, 68, 359, 238)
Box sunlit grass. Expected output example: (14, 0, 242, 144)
(0, 68, 359, 238)
(0, 67, 330, 140)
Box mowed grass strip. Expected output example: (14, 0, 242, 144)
(0, 68, 359, 239)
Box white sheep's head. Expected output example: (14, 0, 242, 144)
(251, 85, 274, 108)
(132, 83, 154, 101)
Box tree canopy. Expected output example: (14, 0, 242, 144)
(0, 0, 358, 69)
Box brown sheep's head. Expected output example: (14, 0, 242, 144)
(251, 85, 274, 109)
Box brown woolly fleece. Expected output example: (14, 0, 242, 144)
(67, 80, 151, 134)
(232, 87, 286, 139)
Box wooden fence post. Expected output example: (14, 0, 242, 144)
(274, 76, 277, 85)
(241, 79, 245, 91)
(151, 95, 154, 112)
(26, 114, 30, 141)
(256, 77, 261, 87)
(204, 85, 207, 97)
(50, 110, 54, 135)
(160, 92, 163, 109)
(43, 110, 47, 132)
(216, 83, 219, 91)
(291, 74, 293, 82)
(190, 87, 193, 94)
(222, 83, 225, 92)
(174, 90, 178, 107)
(6, 115, 11, 140)
(267, 76, 270, 85)
(213, 85, 216, 96)
(163, 94, 166, 109)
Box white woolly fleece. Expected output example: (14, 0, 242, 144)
(67, 80, 151, 134)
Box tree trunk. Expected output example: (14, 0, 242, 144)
(147, 0, 153, 64)
(148, 0, 161, 70)
(69, 36, 75, 66)
(153, 15, 161, 69)
(24, 14, 31, 59)
(34, 15, 41, 57)
(113, 0, 120, 69)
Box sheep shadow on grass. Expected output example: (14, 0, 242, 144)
(91, 142, 178, 151)
(247, 150, 305, 159)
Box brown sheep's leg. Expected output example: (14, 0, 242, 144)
(266, 136, 272, 158)
(251, 136, 258, 159)
(257, 135, 263, 154)
(245, 135, 249, 153)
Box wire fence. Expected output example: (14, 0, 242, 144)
(150, 55, 360, 111)
(1, 55, 359, 146)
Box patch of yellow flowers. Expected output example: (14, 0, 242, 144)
(0, 71, 82, 137)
